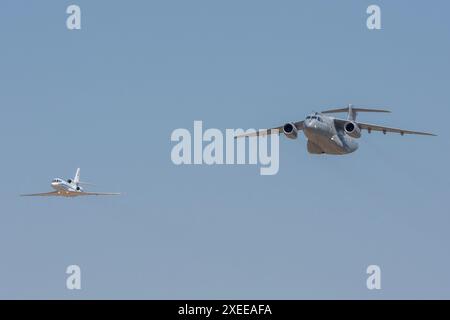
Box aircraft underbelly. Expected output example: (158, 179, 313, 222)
(304, 129, 348, 155)
(52, 184, 80, 197)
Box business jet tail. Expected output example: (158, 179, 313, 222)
(74, 168, 81, 185)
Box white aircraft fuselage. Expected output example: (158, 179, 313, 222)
(51, 178, 84, 197)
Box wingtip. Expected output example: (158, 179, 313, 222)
(373, 109, 391, 113)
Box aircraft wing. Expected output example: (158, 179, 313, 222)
(356, 122, 436, 136)
(78, 192, 121, 196)
(20, 191, 60, 197)
(334, 119, 436, 136)
(235, 121, 304, 138)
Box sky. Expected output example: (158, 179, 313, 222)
(0, 0, 449, 299)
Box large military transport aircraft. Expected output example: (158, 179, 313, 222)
(235, 105, 435, 155)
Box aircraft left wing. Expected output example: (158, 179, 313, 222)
(334, 119, 436, 136)
(78, 192, 121, 196)
(356, 122, 436, 136)
(235, 121, 304, 138)
(20, 191, 60, 197)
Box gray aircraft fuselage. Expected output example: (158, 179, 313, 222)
(301, 113, 357, 155)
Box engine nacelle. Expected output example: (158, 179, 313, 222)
(344, 121, 361, 139)
(67, 179, 73, 184)
(283, 123, 298, 139)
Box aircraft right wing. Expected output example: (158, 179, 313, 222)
(234, 121, 304, 139)
(20, 191, 60, 197)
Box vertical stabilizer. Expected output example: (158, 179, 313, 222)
(347, 104, 356, 121)
(74, 168, 81, 185)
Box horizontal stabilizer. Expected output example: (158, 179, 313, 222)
(322, 107, 391, 114)
(322, 105, 390, 121)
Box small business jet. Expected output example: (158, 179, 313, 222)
(236, 104, 436, 155)
(21, 168, 120, 197)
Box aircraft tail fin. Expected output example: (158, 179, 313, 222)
(322, 104, 391, 120)
(74, 168, 81, 185)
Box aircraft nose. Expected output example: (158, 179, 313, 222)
(303, 120, 311, 131)
(305, 119, 316, 129)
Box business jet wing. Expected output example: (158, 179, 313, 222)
(356, 122, 436, 136)
(20, 191, 60, 197)
(234, 121, 304, 138)
(78, 192, 121, 196)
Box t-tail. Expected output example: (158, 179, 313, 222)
(322, 104, 391, 121)
(74, 168, 81, 185)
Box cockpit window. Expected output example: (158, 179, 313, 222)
(307, 115, 323, 121)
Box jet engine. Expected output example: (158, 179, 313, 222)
(344, 121, 361, 138)
(283, 123, 298, 139)
(67, 179, 73, 184)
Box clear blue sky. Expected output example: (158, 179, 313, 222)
(0, 0, 449, 299)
